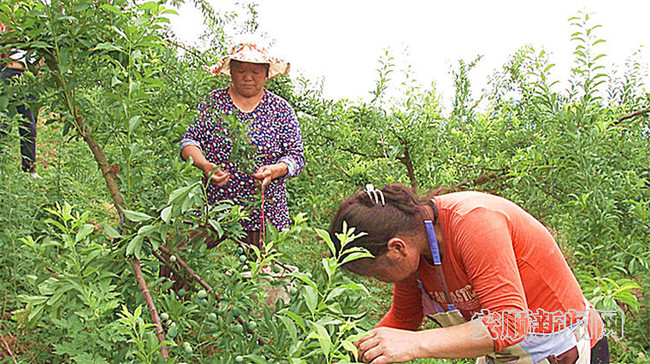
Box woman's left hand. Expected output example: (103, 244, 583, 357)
(355, 327, 421, 364)
(252, 162, 288, 188)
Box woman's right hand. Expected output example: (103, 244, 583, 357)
(202, 163, 229, 186)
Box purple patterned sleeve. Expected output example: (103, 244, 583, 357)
(275, 102, 305, 179)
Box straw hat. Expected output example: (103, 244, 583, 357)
(205, 36, 290, 79)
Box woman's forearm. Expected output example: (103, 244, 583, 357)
(357, 320, 495, 363)
(415, 320, 494, 360)
(181, 145, 211, 172)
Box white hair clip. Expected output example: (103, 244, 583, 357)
(365, 184, 385, 206)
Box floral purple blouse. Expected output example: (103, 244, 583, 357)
(180, 89, 305, 231)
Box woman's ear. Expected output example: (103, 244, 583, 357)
(386, 237, 409, 260)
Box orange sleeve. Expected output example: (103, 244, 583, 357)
(454, 208, 530, 352)
(376, 273, 424, 330)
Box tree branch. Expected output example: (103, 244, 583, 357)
(339, 145, 385, 159)
(167, 39, 211, 67)
(320, 135, 385, 159)
(332, 165, 352, 178)
(152, 249, 184, 281)
(396, 139, 418, 188)
(617, 108, 650, 123)
(455, 161, 507, 173)
(132, 258, 168, 359)
(0, 331, 17, 364)
(158, 245, 221, 301)
(433, 172, 502, 195)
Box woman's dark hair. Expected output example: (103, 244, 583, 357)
(328, 184, 434, 260)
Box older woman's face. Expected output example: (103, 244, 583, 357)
(230, 60, 268, 98)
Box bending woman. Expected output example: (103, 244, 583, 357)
(329, 184, 609, 364)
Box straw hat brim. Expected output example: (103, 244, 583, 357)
(208, 57, 290, 80)
(204, 42, 290, 80)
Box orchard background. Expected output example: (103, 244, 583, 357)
(0, 1, 648, 363)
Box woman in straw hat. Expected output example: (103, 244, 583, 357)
(329, 184, 609, 364)
(180, 37, 304, 246)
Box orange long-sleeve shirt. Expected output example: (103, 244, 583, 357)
(377, 191, 603, 352)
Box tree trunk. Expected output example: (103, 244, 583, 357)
(398, 140, 418, 188)
(45, 58, 169, 359)
(76, 116, 125, 213)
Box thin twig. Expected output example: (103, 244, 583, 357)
(158, 245, 221, 301)
(132, 258, 169, 360)
(332, 165, 352, 178)
(151, 249, 184, 280)
(0, 331, 17, 364)
(339, 145, 385, 159)
(434, 172, 501, 195)
(320, 136, 385, 159)
(617, 108, 650, 123)
(455, 161, 507, 173)
(166, 39, 211, 67)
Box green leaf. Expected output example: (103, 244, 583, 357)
(325, 288, 346, 303)
(75, 224, 95, 243)
(126, 235, 143, 257)
(280, 310, 306, 331)
(315, 228, 336, 257)
(137, 225, 158, 237)
(278, 315, 298, 343)
(340, 281, 369, 294)
(208, 219, 224, 238)
(111, 75, 122, 86)
(20, 295, 49, 305)
(322, 258, 335, 280)
(341, 340, 358, 358)
(122, 209, 153, 222)
(100, 4, 125, 17)
(290, 271, 318, 290)
(30, 41, 51, 49)
(303, 285, 319, 315)
(310, 322, 333, 356)
(245, 354, 271, 364)
(161, 9, 178, 16)
(44, 218, 66, 233)
(325, 302, 343, 315)
(129, 81, 141, 95)
(160, 206, 172, 223)
(346, 331, 370, 343)
(340, 248, 373, 266)
(27, 305, 44, 323)
(138, 1, 159, 12)
(94, 43, 124, 52)
(168, 184, 198, 205)
(615, 294, 639, 310)
(104, 225, 122, 239)
(129, 115, 141, 133)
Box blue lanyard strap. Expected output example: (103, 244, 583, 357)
(425, 220, 441, 264)
(422, 199, 457, 311)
